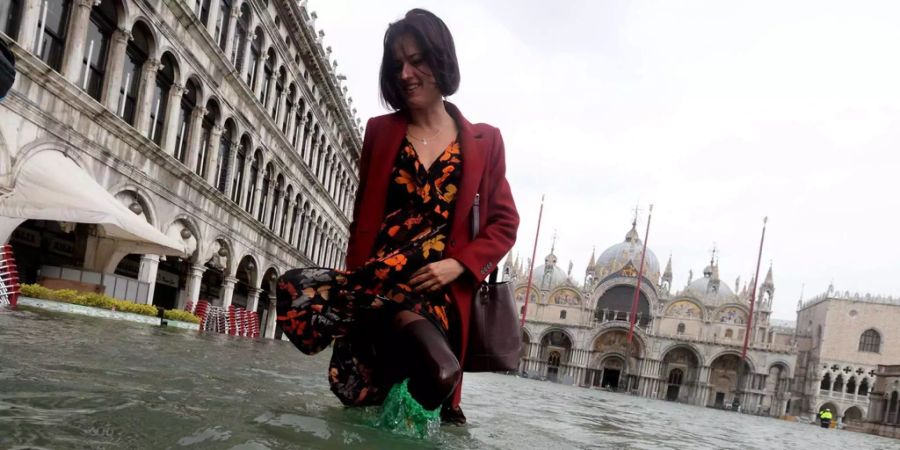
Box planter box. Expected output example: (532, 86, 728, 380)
(17, 297, 199, 330)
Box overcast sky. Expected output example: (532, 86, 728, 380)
(308, 0, 900, 320)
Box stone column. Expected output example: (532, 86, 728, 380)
(222, 142, 239, 197)
(274, 92, 287, 128)
(264, 294, 278, 338)
(204, 125, 223, 184)
(137, 255, 159, 305)
(246, 287, 261, 313)
(249, 166, 264, 218)
(180, 263, 206, 310)
(206, 0, 222, 38)
(185, 106, 208, 172)
(262, 180, 278, 228)
(252, 52, 268, 98)
(61, 0, 95, 84)
(265, 83, 280, 117)
(220, 276, 236, 308)
(161, 84, 184, 155)
(223, 6, 239, 60)
(238, 30, 253, 81)
(284, 104, 296, 139)
(102, 28, 131, 111)
(134, 59, 160, 136)
(238, 152, 253, 208)
(18, 0, 42, 54)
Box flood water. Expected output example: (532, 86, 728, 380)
(1, 305, 897, 450)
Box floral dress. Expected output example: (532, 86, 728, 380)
(276, 137, 462, 406)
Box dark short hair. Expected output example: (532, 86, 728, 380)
(379, 9, 460, 111)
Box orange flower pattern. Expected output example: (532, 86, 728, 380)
(275, 137, 461, 406)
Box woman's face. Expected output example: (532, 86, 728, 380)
(392, 34, 443, 110)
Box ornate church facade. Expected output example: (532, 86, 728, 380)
(507, 221, 797, 416)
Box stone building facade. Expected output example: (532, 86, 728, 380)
(508, 221, 797, 416)
(0, 0, 360, 338)
(864, 364, 900, 438)
(792, 290, 900, 424)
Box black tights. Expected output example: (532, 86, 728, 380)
(378, 311, 461, 410)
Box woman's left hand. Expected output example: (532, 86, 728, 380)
(410, 258, 465, 292)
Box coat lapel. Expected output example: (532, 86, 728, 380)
(446, 102, 486, 242)
(359, 113, 406, 233)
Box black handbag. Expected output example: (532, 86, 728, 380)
(464, 193, 522, 372)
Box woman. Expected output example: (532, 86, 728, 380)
(276, 9, 518, 426)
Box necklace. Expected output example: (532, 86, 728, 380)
(406, 127, 441, 145)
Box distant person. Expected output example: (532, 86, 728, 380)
(819, 408, 833, 428)
(0, 39, 16, 101)
(276, 8, 518, 428)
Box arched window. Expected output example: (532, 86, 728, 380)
(197, 0, 212, 27)
(258, 163, 272, 222)
(215, 120, 234, 192)
(261, 48, 275, 105)
(846, 376, 857, 395)
(120, 23, 151, 124)
(0, 0, 22, 37)
(289, 194, 301, 244)
(149, 53, 175, 145)
(36, 0, 72, 71)
(215, 0, 232, 50)
(270, 174, 283, 230)
(175, 80, 199, 164)
(677, 323, 685, 335)
(81, 0, 116, 100)
(231, 136, 249, 203)
(196, 101, 218, 177)
(247, 28, 262, 87)
(833, 374, 844, 392)
(279, 185, 292, 237)
(859, 329, 881, 353)
(292, 98, 305, 147)
(232, 3, 250, 70)
(272, 67, 285, 119)
(559, 310, 566, 320)
(859, 378, 870, 396)
(820, 372, 831, 391)
(245, 150, 261, 212)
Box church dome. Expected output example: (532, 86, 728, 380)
(684, 267, 735, 306)
(531, 263, 570, 290)
(595, 222, 661, 283)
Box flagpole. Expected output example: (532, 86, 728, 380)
(627, 204, 653, 344)
(520, 195, 545, 327)
(741, 217, 768, 361)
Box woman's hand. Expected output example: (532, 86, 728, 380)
(410, 258, 465, 292)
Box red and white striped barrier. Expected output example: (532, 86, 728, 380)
(0, 245, 19, 307)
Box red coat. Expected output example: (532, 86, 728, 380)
(345, 102, 520, 406)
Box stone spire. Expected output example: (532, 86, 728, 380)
(709, 259, 721, 294)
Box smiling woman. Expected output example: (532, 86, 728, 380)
(276, 8, 519, 431)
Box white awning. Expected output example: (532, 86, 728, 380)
(0, 150, 189, 256)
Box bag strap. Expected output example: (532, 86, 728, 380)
(471, 193, 499, 285)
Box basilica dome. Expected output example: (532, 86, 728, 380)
(531, 249, 572, 289)
(683, 264, 736, 306)
(594, 222, 661, 283)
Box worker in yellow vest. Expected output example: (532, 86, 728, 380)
(819, 408, 833, 428)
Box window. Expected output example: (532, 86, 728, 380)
(261, 49, 274, 105)
(215, 120, 233, 192)
(196, 102, 218, 177)
(859, 329, 881, 353)
(37, 0, 72, 71)
(215, 0, 231, 50)
(725, 329, 734, 339)
(247, 28, 262, 86)
(0, 0, 22, 37)
(258, 164, 272, 222)
(559, 310, 566, 320)
(231, 137, 249, 203)
(175, 80, 199, 163)
(270, 174, 283, 229)
(677, 323, 685, 335)
(197, 0, 211, 27)
(232, 4, 250, 69)
(150, 53, 176, 145)
(245, 151, 261, 212)
(81, 0, 116, 100)
(121, 23, 151, 124)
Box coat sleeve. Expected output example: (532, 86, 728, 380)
(345, 117, 376, 267)
(453, 127, 519, 284)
